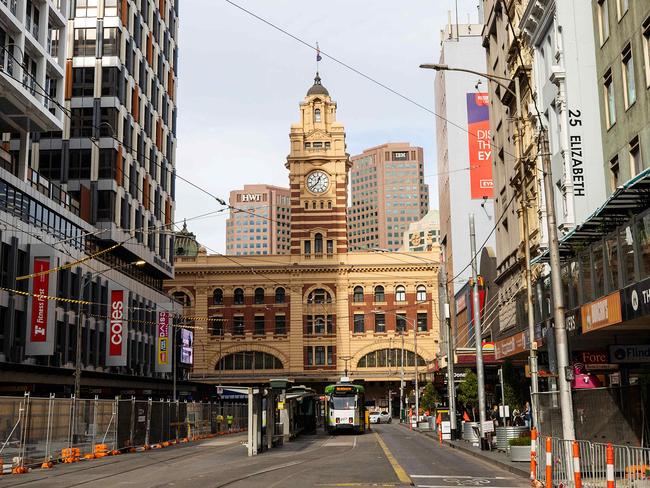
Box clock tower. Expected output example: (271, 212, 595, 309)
(286, 73, 351, 256)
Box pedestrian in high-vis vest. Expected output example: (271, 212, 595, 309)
(226, 414, 234, 432)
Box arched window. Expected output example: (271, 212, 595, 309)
(307, 288, 332, 304)
(254, 287, 265, 304)
(172, 291, 191, 307)
(353, 286, 364, 303)
(234, 288, 244, 305)
(213, 288, 223, 305)
(374, 285, 385, 302)
(314, 108, 321, 122)
(416, 285, 426, 302)
(357, 348, 426, 368)
(314, 233, 323, 254)
(395, 285, 406, 302)
(216, 351, 284, 371)
(275, 287, 286, 304)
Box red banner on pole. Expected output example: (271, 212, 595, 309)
(30, 259, 50, 342)
(109, 290, 125, 357)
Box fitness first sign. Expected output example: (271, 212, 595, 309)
(25, 245, 57, 356)
(106, 288, 127, 366)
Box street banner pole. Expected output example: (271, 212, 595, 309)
(470, 214, 487, 438)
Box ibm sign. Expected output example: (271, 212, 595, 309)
(392, 151, 409, 161)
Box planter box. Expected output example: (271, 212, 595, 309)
(508, 445, 531, 462)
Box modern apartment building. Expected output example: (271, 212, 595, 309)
(482, 0, 542, 337)
(348, 143, 429, 252)
(0, 0, 186, 398)
(226, 184, 291, 255)
(401, 209, 440, 252)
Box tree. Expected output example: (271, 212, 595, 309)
(420, 382, 439, 414)
(457, 369, 479, 420)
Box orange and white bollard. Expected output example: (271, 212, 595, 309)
(606, 443, 615, 488)
(438, 428, 443, 445)
(545, 437, 553, 488)
(572, 441, 582, 488)
(530, 428, 537, 481)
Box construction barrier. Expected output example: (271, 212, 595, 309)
(530, 427, 537, 481)
(533, 434, 650, 488)
(0, 393, 247, 474)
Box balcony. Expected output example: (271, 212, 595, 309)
(28, 168, 81, 216)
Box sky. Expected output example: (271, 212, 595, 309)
(175, 0, 482, 253)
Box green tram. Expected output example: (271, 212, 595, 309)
(324, 381, 366, 434)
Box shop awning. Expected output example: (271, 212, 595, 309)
(532, 168, 650, 264)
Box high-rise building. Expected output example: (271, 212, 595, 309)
(401, 209, 440, 252)
(166, 75, 441, 408)
(348, 143, 429, 252)
(226, 184, 291, 255)
(434, 21, 496, 342)
(0, 0, 184, 397)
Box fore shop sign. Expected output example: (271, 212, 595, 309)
(106, 289, 127, 366)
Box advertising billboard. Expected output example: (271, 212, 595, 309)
(156, 310, 172, 372)
(180, 329, 193, 365)
(466, 92, 494, 199)
(106, 288, 128, 366)
(25, 249, 56, 355)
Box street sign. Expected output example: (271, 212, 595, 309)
(216, 387, 224, 395)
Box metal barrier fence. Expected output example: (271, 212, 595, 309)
(0, 394, 247, 472)
(534, 434, 650, 487)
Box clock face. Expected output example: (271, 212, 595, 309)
(306, 170, 330, 194)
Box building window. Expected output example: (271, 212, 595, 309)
(374, 313, 386, 333)
(254, 315, 265, 335)
(103, 27, 120, 56)
(307, 347, 313, 366)
(603, 69, 616, 128)
(622, 44, 636, 109)
(213, 288, 223, 305)
(216, 352, 283, 370)
(72, 67, 94, 97)
(254, 287, 264, 304)
(104, 0, 120, 16)
(234, 288, 244, 305)
(357, 348, 425, 368)
(353, 286, 364, 303)
(609, 156, 619, 190)
(210, 316, 223, 336)
(233, 316, 244, 335)
(70, 108, 94, 138)
(315, 346, 325, 365)
(304, 240, 311, 255)
(68, 149, 91, 179)
(417, 312, 428, 332)
(416, 285, 426, 302)
(75, 0, 98, 17)
(327, 239, 334, 254)
(630, 136, 642, 177)
(314, 233, 323, 254)
(314, 108, 321, 122)
(73, 28, 96, 57)
(374, 285, 385, 302)
(274, 315, 286, 335)
(275, 287, 285, 304)
(353, 314, 364, 333)
(395, 285, 406, 302)
(327, 346, 334, 365)
(598, 0, 610, 45)
(396, 314, 407, 332)
(172, 291, 191, 307)
(307, 288, 332, 304)
(616, 0, 628, 19)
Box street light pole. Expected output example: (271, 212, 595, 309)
(414, 314, 419, 427)
(400, 332, 405, 423)
(440, 264, 457, 437)
(470, 214, 487, 437)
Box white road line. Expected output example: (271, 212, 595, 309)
(416, 486, 522, 488)
(410, 475, 509, 479)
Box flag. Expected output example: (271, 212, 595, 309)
(316, 44, 322, 62)
(463, 411, 471, 422)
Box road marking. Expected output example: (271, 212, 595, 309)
(416, 486, 521, 488)
(375, 432, 411, 485)
(410, 476, 510, 479)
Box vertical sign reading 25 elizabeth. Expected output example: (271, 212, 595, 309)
(106, 289, 127, 366)
(466, 93, 494, 200)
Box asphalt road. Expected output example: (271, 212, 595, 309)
(0, 424, 530, 488)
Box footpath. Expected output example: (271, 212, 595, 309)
(398, 423, 530, 479)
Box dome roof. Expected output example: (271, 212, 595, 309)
(174, 220, 199, 258)
(307, 72, 329, 96)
